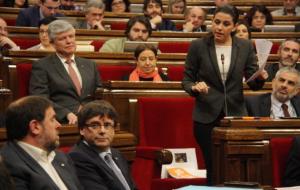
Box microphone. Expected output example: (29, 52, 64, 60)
(221, 54, 228, 116)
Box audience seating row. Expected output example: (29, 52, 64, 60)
(8, 35, 285, 54)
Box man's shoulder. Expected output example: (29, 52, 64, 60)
(271, 8, 284, 16)
(20, 6, 39, 14)
(105, 38, 126, 44)
(246, 93, 271, 103)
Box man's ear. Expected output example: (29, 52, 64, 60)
(28, 120, 41, 136)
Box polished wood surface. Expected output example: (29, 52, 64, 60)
(212, 119, 300, 186)
(98, 81, 272, 138)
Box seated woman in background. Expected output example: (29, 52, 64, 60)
(124, 44, 169, 81)
(245, 5, 273, 32)
(27, 17, 56, 51)
(105, 0, 130, 13)
(235, 20, 251, 40)
(168, 0, 186, 14)
(3, 0, 28, 8)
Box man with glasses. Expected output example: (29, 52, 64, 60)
(0, 17, 19, 53)
(77, 0, 105, 30)
(69, 100, 136, 190)
(16, 0, 64, 27)
(28, 16, 57, 51)
(1, 96, 83, 190)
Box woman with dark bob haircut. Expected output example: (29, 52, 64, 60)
(182, 5, 268, 185)
(246, 5, 273, 32)
(105, 0, 130, 13)
(123, 44, 169, 81)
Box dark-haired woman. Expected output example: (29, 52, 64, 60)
(246, 5, 273, 32)
(182, 5, 268, 185)
(123, 44, 168, 81)
(3, 0, 28, 8)
(105, 0, 130, 13)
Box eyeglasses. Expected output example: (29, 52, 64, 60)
(85, 122, 114, 129)
(43, 4, 60, 10)
(39, 30, 48, 34)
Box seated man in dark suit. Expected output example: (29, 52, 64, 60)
(29, 20, 101, 124)
(266, 38, 300, 81)
(283, 136, 300, 186)
(182, 7, 207, 32)
(16, 0, 64, 27)
(143, 0, 177, 31)
(1, 96, 82, 190)
(69, 100, 136, 190)
(245, 67, 300, 118)
(76, 0, 106, 30)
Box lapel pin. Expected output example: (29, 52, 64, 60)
(61, 163, 65, 167)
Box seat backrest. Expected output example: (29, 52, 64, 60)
(12, 37, 40, 49)
(158, 41, 190, 53)
(167, 65, 184, 81)
(97, 65, 135, 81)
(16, 63, 32, 98)
(138, 97, 205, 168)
(90, 39, 106, 52)
(270, 137, 293, 187)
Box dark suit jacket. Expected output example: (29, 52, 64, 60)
(69, 141, 136, 190)
(16, 6, 63, 27)
(295, 23, 300, 32)
(76, 20, 89, 29)
(29, 54, 102, 122)
(156, 19, 177, 31)
(182, 35, 265, 124)
(283, 137, 300, 186)
(0, 141, 82, 190)
(245, 93, 300, 117)
(266, 63, 300, 82)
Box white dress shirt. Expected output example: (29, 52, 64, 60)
(18, 141, 68, 190)
(270, 95, 297, 119)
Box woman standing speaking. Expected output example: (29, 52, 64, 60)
(182, 5, 268, 185)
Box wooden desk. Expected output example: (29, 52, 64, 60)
(212, 119, 300, 186)
(0, 126, 137, 160)
(98, 81, 272, 138)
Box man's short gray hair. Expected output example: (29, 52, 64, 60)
(84, 0, 105, 14)
(275, 67, 300, 87)
(48, 20, 75, 42)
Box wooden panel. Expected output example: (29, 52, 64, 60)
(212, 119, 300, 186)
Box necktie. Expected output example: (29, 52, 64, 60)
(104, 153, 131, 190)
(66, 59, 81, 96)
(281, 103, 291, 117)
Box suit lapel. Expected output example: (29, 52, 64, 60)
(226, 37, 238, 83)
(260, 94, 272, 116)
(111, 149, 131, 185)
(291, 97, 300, 116)
(9, 142, 60, 189)
(52, 155, 78, 190)
(207, 38, 223, 85)
(78, 141, 116, 177)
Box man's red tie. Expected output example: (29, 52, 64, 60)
(281, 103, 291, 117)
(66, 59, 81, 96)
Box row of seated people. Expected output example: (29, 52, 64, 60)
(1, 75, 300, 190)
(2, 15, 298, 56)
(1, 0, 300, 32)
(1, 15, 300, 190)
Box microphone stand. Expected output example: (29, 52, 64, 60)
(221, 54, 228, 116)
